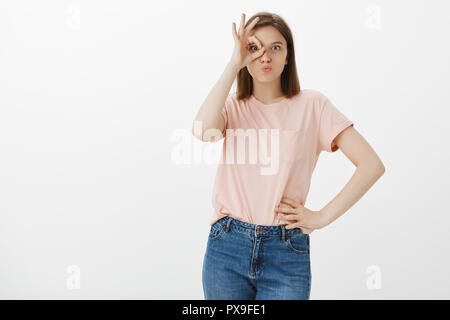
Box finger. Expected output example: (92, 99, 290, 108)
(280, 197, 300, 208)
(246, 40, 257, 52)
(286, 222, 306, 230)
(280, 198, 295, 208)
(247, 36, 263, 49)
(248, 43, 266, 58)
(285, 223, 297, 230)
(275, 206, 295, 214)
(238, 13, 245, 35)
(251, 46, 265, 59)
(278, 209, 299, 222)
(247, 35, 257, 45)
(279, 215, 297, 224)
(280, 214, 298, 223)
(253, 35, 263, 49)
(245, 16, 260, 33)
(297, 225, 310, 232)
(232, 22, 239, 40)
(251, 46, 265, 60)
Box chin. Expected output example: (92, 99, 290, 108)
(255, 74, 280, 82)
(257, 77, 275, 83)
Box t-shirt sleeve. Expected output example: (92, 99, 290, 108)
(318, 93, 354, 152)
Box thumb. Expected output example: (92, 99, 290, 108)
(256, 46, 265, 54)
(249, 47, 265, 61)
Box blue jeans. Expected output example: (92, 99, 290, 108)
(202, 216, 311, 300)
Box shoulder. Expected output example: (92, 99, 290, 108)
(294, 89, 331, 115)
(225, 91, 250, 111)
(227, 91, 238, 102)
(225, 91, 238, 107)
(299, 89, 339, 117)
(299, 89, 329, 105)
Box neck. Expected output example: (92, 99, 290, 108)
(252, 79, 284, 103)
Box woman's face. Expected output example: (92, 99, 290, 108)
(246, 26, 288, 83)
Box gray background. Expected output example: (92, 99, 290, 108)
(0, 0, 449, 299)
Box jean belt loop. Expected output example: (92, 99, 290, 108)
(225, 216, 233, 232)
(281, 225, 286, 242)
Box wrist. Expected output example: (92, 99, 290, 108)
(227, 60, 241, 74)
(319, 209, 331, 228)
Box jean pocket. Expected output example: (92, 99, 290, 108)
(285, 231, 310, 254)
(208, 221, 226, 241)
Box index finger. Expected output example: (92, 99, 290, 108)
(275, 206, 296, 214)
(247, 35, 263, 48)
(280, 197, 300, 208)
(245, 16, 260, 33)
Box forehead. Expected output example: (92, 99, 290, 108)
(249, 26, 286, 44)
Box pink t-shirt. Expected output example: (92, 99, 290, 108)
(210, 89, 354, 226)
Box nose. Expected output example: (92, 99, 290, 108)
(259, 49, 271, 61)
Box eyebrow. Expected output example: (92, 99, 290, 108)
(249, 40, 285, 46)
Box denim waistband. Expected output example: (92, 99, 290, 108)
(216, 215, 304, 240)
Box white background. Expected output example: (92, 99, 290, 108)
(0, 0, 449, 299)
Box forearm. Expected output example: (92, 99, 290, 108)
(192, 61, 240, 140)
(320, 161, 385, 227)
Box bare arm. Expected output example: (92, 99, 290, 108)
(192, 61, 240, 142)
(319, 126, 386, 227)
(192, 13, 265, 142)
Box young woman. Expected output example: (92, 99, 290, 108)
(192, 12, 385, 300)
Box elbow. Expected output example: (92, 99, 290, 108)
(192, 126, 203, 141)
(191, 128, 220, 143)
(192, 130, 209, 142)
(379, 163, 386, 175)
(192, 119, 205, 142)
(358, 159, 385, 177)
(192, 122, 223, 142)
(192, 132, 204, 142)
(372, 160, 386, 177)
(375, 158, 386, 176)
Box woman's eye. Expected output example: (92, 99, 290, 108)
(249, 45, 281, 51)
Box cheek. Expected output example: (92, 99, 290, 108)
(275, 53, 287, 63)
(246, 63, 257, 76)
